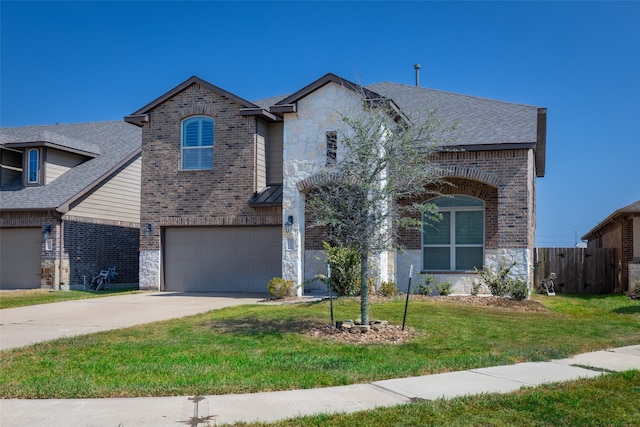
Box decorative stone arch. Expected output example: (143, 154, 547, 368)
(178, 105, 218, 120)
(296, 172, 355, 194)
(439, 166, 501, 188)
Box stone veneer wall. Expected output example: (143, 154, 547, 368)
(139, 250, 161, 290)
(629, 264, 640, 293)
(281, 82, 391, 292)
(397, 249, 530, 295)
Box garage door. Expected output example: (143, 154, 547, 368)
(0, 228, 42, 289)
(164, 227, 282, 293)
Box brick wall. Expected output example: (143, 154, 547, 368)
(304, 148, 533, 253)
(587, 220, 623, 291)
(434, 149, 533, 249)
(140, 82, 280, 251)
(63, 217, 139, 285)
(304, 205, 329, 250)
(398, 177, 499, 250)
(622, 217, 634, 291)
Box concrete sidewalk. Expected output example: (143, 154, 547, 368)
(1, 345, 638, 426)
(0, 291, 265, 350)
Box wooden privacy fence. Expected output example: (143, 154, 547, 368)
(534, 248, 616, 294)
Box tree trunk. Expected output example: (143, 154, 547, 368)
(360, 250, 369, 325)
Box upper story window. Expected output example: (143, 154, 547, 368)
(326, 131, 337, 167)
(181, 116, 213, 170)
(423, 195, 484, 271)
(27, 148, 40, 184)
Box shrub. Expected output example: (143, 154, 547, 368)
(267, 277, 295, 299)
(475, 262, 515, 297)
(509, 277, 530, 301)
(323, 242, 360, 296)
(475, 262, 531, 300)
(470, 280, 482, 296)
(435, 281, 452, 296)
(417, 274, 434, 296)
(378, 281, 398, 297)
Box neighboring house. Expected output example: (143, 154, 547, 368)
(128, 73, 546, 294)
(0, 121, 141, 289)
(582, 200, 640, 293)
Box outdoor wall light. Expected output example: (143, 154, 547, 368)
(144, 223, 152, 238)
(284, 216, 294, 233)
(42, 225, 51, 241)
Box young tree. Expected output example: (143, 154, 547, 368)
(306, 94, 453, 325)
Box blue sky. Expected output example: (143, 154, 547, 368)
(1, 1, 638, 247)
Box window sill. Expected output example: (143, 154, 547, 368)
(421, 270, 480, 275)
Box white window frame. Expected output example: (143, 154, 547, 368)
(27, 148, 40, 184)
(423, 195, 485, 271)
(181, 116, 214, 170)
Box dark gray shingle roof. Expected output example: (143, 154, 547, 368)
(0, 121, 141, 212)
(252, 94, 289, 110)
(2, 129, 102, 155)
(619, 200, 640, 212)
(252, 80, 542, 148)
(367, 82, 540, 147)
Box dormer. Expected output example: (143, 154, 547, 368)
(0, 130, 100, 188)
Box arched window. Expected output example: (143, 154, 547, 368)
(181, 116, 213, 170)
(27, 148, 40, 184)
(423, 195, 484, 271)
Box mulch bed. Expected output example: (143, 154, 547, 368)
(286, 294, 548, 344)
(307, 323, 417, 345)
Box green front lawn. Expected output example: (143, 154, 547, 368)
(0, 288, 141, 309)
(0, 294, 638, 399)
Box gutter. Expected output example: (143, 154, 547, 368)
(443, 141, 537, 151)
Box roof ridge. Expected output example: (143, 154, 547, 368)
(368, 81, 539, 108)
(0, 120, 126, 129)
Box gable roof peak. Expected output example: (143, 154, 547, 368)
(275, 72, 385, 106)
(125, 75, 260, 124)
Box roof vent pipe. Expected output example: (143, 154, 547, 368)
(414, 64, 421, 87)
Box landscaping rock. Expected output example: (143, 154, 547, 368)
(349, 325, 370, 334)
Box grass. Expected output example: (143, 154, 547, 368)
(0, 287, 141, 309)
(233, 370, 640, 427)
(0, 294, 638, 399)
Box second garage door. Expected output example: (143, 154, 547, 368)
(0, 228, 42, 289)
(164, 227, 282, 293)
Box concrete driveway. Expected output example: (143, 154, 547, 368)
(0, 292, 264, 350)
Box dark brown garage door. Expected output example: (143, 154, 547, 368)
(164, 227, 282, 293)
(0, 228, 41, 289)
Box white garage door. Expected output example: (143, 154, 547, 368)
(0, 228, 42, 289)
(164, 227, 282, 293)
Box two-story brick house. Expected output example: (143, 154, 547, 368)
(128, 73, 546, 294)
(0, 122, 141, 289)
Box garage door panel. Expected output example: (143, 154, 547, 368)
(164, 227, 281, 293)
(0, 228, 42, 289)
